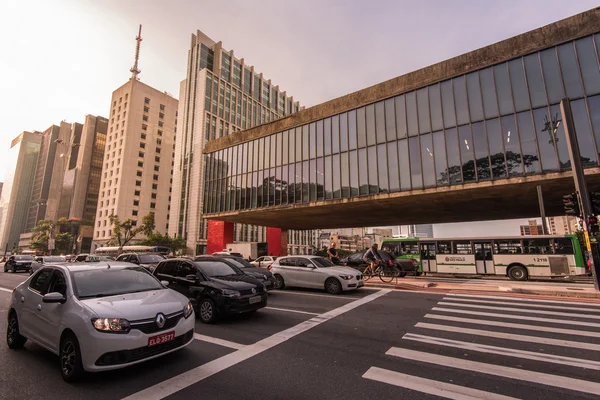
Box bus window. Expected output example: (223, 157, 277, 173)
(381, 242, 401, 256)
(420, 243, 436, 260)
(553, 238, 574, 254)
(495, 240, 522, 254)
(437, 241, 452, 254)
(453, 241, 472, 255)
(523, 239, 551, 254)
(401, 242, 419, 256)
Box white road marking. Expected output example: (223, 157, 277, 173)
(432, 307, 600, 328)
(386, 347, 600, 396)
(443, 297, 600, 313)
(404, 333, 600, 370)
(264, 306, 319, 316)
(122, 289, 391, 400)
(447, 293, 600, 307)
(437, 301, 600, 320)
(272, 290, 360, 300)
(193, 333, 245, 350)
(414, 322, 600, 351)
(362, 366, 519, 400)
(0, 287, 12, 293)
(424, 314, 600, 338)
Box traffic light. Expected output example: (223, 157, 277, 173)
(590, 192, 600, 215)
(588, 216, 599, 234)
(562, 193, 581, 217)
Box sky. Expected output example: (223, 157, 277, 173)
(1, 0, 597, 236)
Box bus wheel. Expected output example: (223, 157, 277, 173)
(508, 265, 528, 281)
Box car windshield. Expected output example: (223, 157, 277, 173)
(139, 254, 165, 263)
(72, 267, 164, 299)
(312, 257, 334, 268)
(225, 258, 253, 268)
(195, 261, 242, 277)
(14, 255, 34, 261)
(43, 256, 66, 263)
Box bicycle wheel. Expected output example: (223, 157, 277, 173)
(379, 267, 398, 283)
(362, 268, 372, 281)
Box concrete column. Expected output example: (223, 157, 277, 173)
(207, 220, 234, 255)
(267, 227, 288, 257)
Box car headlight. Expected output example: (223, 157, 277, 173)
(183, 301, 194, 318)
(91, 318, 131, 333)
(339, 275, 353, 280)
(221, 289, 241, 298)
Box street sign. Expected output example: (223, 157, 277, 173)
(48, 238, 55, 251)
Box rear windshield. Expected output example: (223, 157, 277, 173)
(71, 267, 163, 299)
(14, 255, 34, 261)
(139, 254, 165, 263)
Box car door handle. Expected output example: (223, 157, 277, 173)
(37, 304, 42, 311)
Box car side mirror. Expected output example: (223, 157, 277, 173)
(186, 274, 198, 282)
(42, 292, 66, 304)
(160, 280, 170, 287)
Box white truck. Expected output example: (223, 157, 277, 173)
(224, 242, 268, 260)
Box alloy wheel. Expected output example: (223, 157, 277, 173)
(7, 318, 17, 346)
(326, 278, 341, 294)
(61, 341, 76, 377)
(200, 301, 213, 321)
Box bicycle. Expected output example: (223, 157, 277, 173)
(362, 261, 400, 283)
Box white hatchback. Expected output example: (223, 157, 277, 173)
(6, 262, 195, 382)
(270, 256, 364, 294)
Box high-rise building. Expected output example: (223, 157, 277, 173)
(399, 224, 434, 238)
(170, 30, 304, 255)
(0, 132, 42, 252)
(547, 216, 578, 235)
(520, 220, 542, 236)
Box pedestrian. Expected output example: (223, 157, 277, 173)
(327, 243, 340, 265)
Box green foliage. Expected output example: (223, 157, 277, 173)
(138, 232, 186, 255)
(30, 219, 73, 254)
(108, 213, 157, 253)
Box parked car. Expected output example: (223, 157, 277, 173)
(270, 255, 364, 294)
(251, 256, 276, 268)
(209, 255, 277, 291)
(30, 256, 67, 274)
(153, 257, 267, 323)
(6, 262, 195, 382)
(212, 251, 244, 258)
(340, 250, 418, 277)
(4, 255, 35, 273)
(116, 253, 165, 272)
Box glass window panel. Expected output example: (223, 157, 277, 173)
(485, 119, 507, 179)
(324, 118, 332, 155)
(385, 98, 397, 141)
(358, 148, 368, 195)
(576, 37, 600, 96)
(432, 130, 448, 185)
(282, 130, 289, 165)
(332, 115, 340, 153)
(408, 136, 422, 189)
(309, 159, 317, 202)
(256, 169, 263, 208)
(406, 91, 419, 136)
(375, 102, 386, 143)
(341, 152, 350, 198)
(472, 122, 491, 180)
(302, 161, 309, 202)
(589, 95, 600, 160)
(458, 125, 475, 182)
(398, 139, 411, 190)
(340, 113, 349, 152)
(516, 111, 541, 174)
(287, 164, 295, 204)
(540, 48, 564, 104)
(295, 162, 302, 203)
(428, 84, 443, 132)
(366, 104, 376, 146)
(332, 154, 341, 198)
(316, 121, 324, 157)
(288, 129, 295, 164)
(494, 63, 514, 115)
(309, 123, 316, 159)
(302, 125, 309, 161)
(548, 104, 570, 170)
(263, 138, 270, 173)
(508, 59, 530, 112)
(349, 151, 359, 197)
(420, 133, 435, 187)
(524, 53, 547, 108)
(453, 76, 469, 125)
(572, 99, 597, 167)
(417, 88, 431, 134)
(501, 115, 523, 176)
(348, 110, 358, 150)
(296, 127, 302, 162)
(441, 80, 457, 128)
(395, 95, 408, 138)
(480, 67, 499, 119)
(466, 72, 484, 122)
(446, 128, 462, 185)
(270, 135, 277, 168)
(387, 143, 400, 192)
(357, 107, 367, 148)
(324, 156, 332, 199)
(533, 107, 559, 172)
(558, 42, 584, 99)
(368, 146, 378, 194)
(316, 158, 324, 200)
(231, 146, 237, 175)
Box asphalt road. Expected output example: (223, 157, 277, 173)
(1, 270, 599, 399)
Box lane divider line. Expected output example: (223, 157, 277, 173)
(447, 293, 600, 307)
(0, 287, 12, 293)
(442, 297, 600, 313)
(264, 307, 319, 316)
(193, 333, 245, 350)
(437, 301, 600, 320)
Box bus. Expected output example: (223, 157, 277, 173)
(380, 235, 589, 281)
(94, 245, 171, 257)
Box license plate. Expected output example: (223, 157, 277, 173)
(148, 331, 175, 347)
(249, 295, 262, 304)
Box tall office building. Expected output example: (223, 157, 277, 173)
(547, 216, 578, 235)
(0, 132, 42, 251)
(399, 224, 434, 238)
(170, 30, 303, 255)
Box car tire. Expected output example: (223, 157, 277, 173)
(198, 297, 217, 324)
(3, 265, 6, 273)
(508, 265, 528, 281)
(325, 277, 342, 295)
(7, 312, 27, 349)
(60, 332, 84, 382)
(12, 265, 16, 273)
(274, 274, 285, 290)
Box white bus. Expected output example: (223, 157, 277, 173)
(94, 245, 170, 257)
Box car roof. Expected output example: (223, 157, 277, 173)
(278, 255, 321, 259)
(43, 261, 139, 272)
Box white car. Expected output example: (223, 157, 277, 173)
(270, 255, 364, 294)
(251, 256, 276, 268)
(6, 262, 195, 382)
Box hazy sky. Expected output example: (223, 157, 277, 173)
(1, 0, 596, 235)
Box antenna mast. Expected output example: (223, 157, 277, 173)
(130, 25, 142, 80)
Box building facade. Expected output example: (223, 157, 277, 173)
(170, 30, 305, 255)
(547, 215, 578, 235)
(520, 220, 542, 236)
(398, 224, 434, 238)
(92, 79, 178, 249)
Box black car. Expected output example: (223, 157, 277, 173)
(153, 257, 267, 323)
(4, 255, 35, 273)
(206, 255, 278, 291)
(340, 250, 418, 277)
(116, 253, 165, 272)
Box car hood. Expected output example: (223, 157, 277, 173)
(80, 289, 187, 320)
(208, 274, 263, 290)
(242, 268, 273, 279)
(321, 266, 363, 275)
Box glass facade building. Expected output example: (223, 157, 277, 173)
(204, 32, 600, 215)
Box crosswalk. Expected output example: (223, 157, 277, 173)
(362, 293, 600, 399)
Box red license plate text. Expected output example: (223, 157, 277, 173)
(148, 331, 175, 347)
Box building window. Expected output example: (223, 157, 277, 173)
(150, 202, 156, 209)
(138, 161, 143, 167)
(142, 115, 148, 122)
(156, 138, 162, 145)
(155, 156, 160, 163)
(139, 151, 144, 158)
(141, 133, 146, 140)
(144, 97, 150, 104)
(156, 147, 161, 154)
(133, 200, 139, 206)
(134, 190, 140, 196)
(158, 121, 164, 127)
(159, 113, 164, 119)
(157, 130, 163, 136)
(153, 174, 159, 181)
(136, 171, 143, 177)
(151, 193, 157, 199)
(154, 165, 159, 171)
(152, 183, 158, 190)
(144, 106, 149, 113)
(136, 180, 141, 186)
(140, 143, 146, 149)
(160, 104, 165, 111)
(142, 124, 148, 131)
(132, 210, 138, 216)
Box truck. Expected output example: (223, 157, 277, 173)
(224, 242, 268, 260)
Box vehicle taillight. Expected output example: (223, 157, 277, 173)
(268, 265, 273, 271)
(387, 260, 393, 267)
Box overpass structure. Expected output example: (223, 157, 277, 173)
(201, 8, 600, 251)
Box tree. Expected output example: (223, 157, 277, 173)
(30, 219, 73, 254)
(108, 212, 156, 254)
(138, 232, 187, 255)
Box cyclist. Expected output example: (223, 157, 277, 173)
(363, 243, 383, 275)
(327, 243, 340, 265)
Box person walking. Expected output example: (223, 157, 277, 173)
(328, 243, 340, 265)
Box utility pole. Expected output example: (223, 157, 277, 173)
(561, 98, 600, 291)
(537, 185, 548, 235)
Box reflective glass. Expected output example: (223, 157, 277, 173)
(295, 162, 302, 203)
(270, 135, 277, 169)
(524, 53, 547, 108)
(316, 158, 324, 200)
(417, 88, 431, 134)
(302, 125, 309, 161)
(453, 76, 470, 125)
(420, 134, 435, 187)
(349, 150, 359, 196)
(472, 122, 491, 180)
(466, 72, 484, 122)
(274, 168, 281, 205)
(479, 68, 499, 119)
(324, 156, 332, 199)
(332, 154, 341, 198)
(508, 59, 530, 112)
(501, 115, 523, 176)
(429, 84, 443, 131)
(366, 104, 376, 146)
(395, 95, 408, 138)
(540, 48, 564, 104)
(375, 102, 386, 143)
(376, 145, 388, 193)
(302, 161, 309, 202)
(458, 125, 475, 182)
(340, 112, 349, 152)
(387, 143, 400, 192)
(281, 165, 288, 204)
(316, 121, 324, 157)
(348, 110, 357, 150)
(287, 164, 295, 203)
(445, 128, 461, 184)
(309, 123, 316, 159)
(296, 127, 302, 162)
(494, 63, 514, 115)
(332, 115, 340, 153)
(576, 37, 600, 96)
(589, 95, 600, 160)
(571, 99, 597, 167)
(432, 131, 448, 185)
(282, 130, 289, 165)
(231, 146, 238, 175)
(533, 107, 559, 172)
(341, 152, 350, 197)
(406, 91, 419, 136)
(398, 139, 411, 190)
(323, 118, 332, 156)
(558, 42, 584, 99)
(516, 111, 541, 174)
(357, 107, 367, 148)
(256, 169, 263, 207)
(409, 136, 422, 189)
(548, 104, 570, 170)
(441, 80, 457, 128)
(288, 129, 295, 164)
(358, 148, 368, 195)
(385, 98, 397, 141)
(485, 119, 507, 179)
